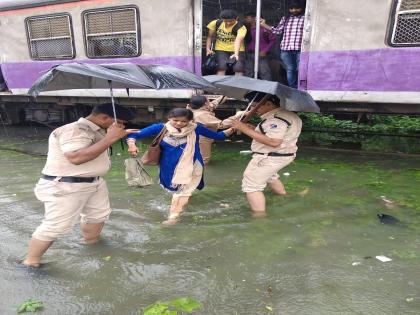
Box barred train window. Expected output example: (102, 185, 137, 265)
(389, 0, 420, 46)
(25, 14, 75, 60)
(83, 6, 140, 58)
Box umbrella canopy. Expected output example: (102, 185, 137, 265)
(204, 75, 320, 113)
(28, 62, 216, 97)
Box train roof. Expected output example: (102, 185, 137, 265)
(0, 0, 81, 12)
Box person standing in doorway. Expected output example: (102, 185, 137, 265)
(206, 9, 247, 76)
(23, 103, 137, 267)
(243, 12, 276, 80)
(231, 93, 302, 217)
(261, 1, 305, 88)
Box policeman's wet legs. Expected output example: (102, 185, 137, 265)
(268, 179, 287, 195)
(81, 222, 104, 244)
(23, 238, 53, 267)
(245, 191, 267, 214)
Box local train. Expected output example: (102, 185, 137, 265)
(0, 0, 419, 125)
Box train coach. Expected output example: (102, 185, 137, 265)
(0, 0, 202, 124)
(0, 0, 419, 125)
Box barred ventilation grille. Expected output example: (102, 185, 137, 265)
(393, 12, 420, 44)
(391, 0, 420, 45)
(84, 7, 139, 58)
(26, 15, 74, 60)
(399, 0, 420, 11)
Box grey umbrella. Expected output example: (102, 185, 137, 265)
(203, 75, 320, 113)
(28, 62, 216, 121)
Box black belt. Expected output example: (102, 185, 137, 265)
(253, 152, 295, 157)
(41, 174, 99, 183)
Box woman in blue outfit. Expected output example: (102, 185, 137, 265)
(127, 108, 234, 224)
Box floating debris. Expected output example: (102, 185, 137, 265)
(103, 256, 112, 261)
(377, 213, 399, 225)
(298, 188, 309, 197)
(239, 150, 252, 155)
(352, 262, 361, 266)
(375, 255, 392, 262)
(17, 299, 43, 313)
(380, 195, 395, 204)
(283, 172, 290, 176)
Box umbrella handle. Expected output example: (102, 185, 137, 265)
(240, 94, 270, 123)
(108, 80, 117, 122)
(239, 92, 258, 121)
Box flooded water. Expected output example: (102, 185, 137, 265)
(0, 126, 419, 315)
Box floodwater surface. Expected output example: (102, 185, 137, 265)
(0, 127, 419, 315)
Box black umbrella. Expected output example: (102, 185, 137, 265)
(204, 75, 320, 113)
(28, 63, 216, 121)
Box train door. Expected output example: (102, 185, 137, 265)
(0, 66, 7, 92)
(201, 0, 296, 81)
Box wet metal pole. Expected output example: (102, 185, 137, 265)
(254, 0, 262, 79)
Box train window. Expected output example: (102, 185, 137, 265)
(25, 14, 75, 60)
(388, 0, 420, 46)
(82, 6, 141, 58)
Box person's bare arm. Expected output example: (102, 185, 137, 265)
(231, 120, 282, 147)
(64, 124, 137, 165)
(231, 34, 245, 60)
(208, 95, 227, 111)
(206, 29, 216, 55)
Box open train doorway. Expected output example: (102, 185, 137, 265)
(201, 0, 306, 84)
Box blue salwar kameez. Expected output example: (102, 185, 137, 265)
(127, 123, 227, 192)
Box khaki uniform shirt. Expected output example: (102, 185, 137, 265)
(42, 118, 111, 177)
(251, 108, 302, 154)
(192, 109, 245, 131)
(192, 109, 223, 131)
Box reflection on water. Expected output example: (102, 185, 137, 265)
(0, 127, 419, 315)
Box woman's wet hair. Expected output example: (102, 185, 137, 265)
(220, 9, 238, 19)
(189, 95, 207, 109)
(167, 108, 194, 121)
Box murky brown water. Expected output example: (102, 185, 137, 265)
(0, 126, 419, 315)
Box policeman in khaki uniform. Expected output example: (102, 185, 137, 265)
(231, 93, 302, 216)
(23, 103, 137, 267)
(188, 95, 244, 164)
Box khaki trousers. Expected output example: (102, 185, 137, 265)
(242, 155, 295, 192)
(199, 136, 214, 165)
(32, 178, 111, 241)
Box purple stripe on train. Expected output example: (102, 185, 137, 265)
(299, 47, 420, 92)
(2, 55, 200, 89)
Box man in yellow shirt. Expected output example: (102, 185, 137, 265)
(206, 9, 247, 76)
